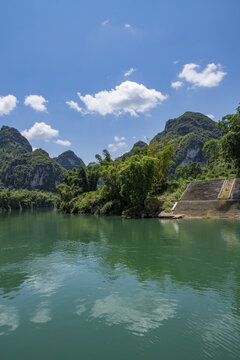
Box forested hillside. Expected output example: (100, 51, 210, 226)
(0, 126, 64, 191)
(0, 107, 238, 213)
(151, 112, 221, 169)
(55, 150, 85, 170)
(57, 107, 240, 217)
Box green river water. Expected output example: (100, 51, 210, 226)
(0, 210, 240, 360)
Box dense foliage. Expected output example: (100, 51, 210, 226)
(0, 189, 59, 211)
(0, 125, 32, 154)
(120, 141, 148, 161)
(58, 142, 174, 217)
(151, 112, 221, 171)
(202, 105, 240, 176)
(0, 149, 64, 191)
(57, 106, 240, 217)
(1, 108, 239, 216)
(218, 106, 240, 171)
(0, 126, 64, 191)
(175, 162, 202, 180)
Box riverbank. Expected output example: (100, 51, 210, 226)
(2, 179, 240, 220)
(0, 189, 59, 211)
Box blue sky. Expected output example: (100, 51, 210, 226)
(0, 0, 239, 164)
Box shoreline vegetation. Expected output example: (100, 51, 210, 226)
(55, 106, 240, 218)
(1, 106, 240, 218)
(0, 189, 58, 212)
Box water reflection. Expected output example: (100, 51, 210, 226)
(0, 304, 19, 335)
(0, 211, 240, 298)
(31, 301, 52, 324)
(75, 300, 86, 316)
(26, 257, 74, 297)
(91, 293, 177, 336)
(0, 210, 240, 359)
(203, 313, 240, 359)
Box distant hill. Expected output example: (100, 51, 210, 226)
(151, 112, 221, 170)
(0, 126, 64, 191)
(120, 141, 148, 161)
(0, 125, 32, 154)
(54, 150, 85, 170)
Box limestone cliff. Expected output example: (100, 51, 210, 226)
(0, 126, 64, 191)
(151, 112, 221, 169)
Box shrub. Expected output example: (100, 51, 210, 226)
(162, 200, 173, 213)
(0, 189, 58, 210)
(99, 200, 121, 215)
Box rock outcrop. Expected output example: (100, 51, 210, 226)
(151, 112, 221, 170)
(0, 125, 32, 154)
(0, 126, 64, 191)
(55, 150, 85, 170)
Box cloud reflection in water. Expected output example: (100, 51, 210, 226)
(91, 293, 177, 336)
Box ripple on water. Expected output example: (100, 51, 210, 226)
(203, 312, 240, 359)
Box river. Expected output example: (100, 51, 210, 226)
(0, 210, 240, 359)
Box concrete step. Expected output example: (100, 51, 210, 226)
(181, 179, 225, 201)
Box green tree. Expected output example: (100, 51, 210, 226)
(217, 105, 240, 171)
(202, 139, 220, 163)
(175, 162, 202, 180)
(118, 155, 158, 209)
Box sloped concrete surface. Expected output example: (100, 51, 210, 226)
(180, 179, 224, 201)
(173, 179, 240, 217)
(230, 178, 240, 199)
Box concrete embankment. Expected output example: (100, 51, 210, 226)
(172, 178, 240, 218)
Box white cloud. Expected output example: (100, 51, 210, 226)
(108, 143, 118, 152)
(125, 24, 131, 28)
(124, 67, 136, 77)
(24, 95, 48, 112)
(207, 114, 215, 120)
(117, 142, 128, 148)
(108, 136, 128, 152)
(114, 136, 125, 142)
(0, 95, 18, 116)
(22, 122, 59, 142)
(108, 142, 128, 152)
(74, 81, 167, 117)
(171, 81, 183, 89)
(66, 100, 83, 113)
(179, 63, 226, 88)
(102, 19, 110, 26)
(55, 139, 71, 146)
(132, 136, 136, 139)
(173, 60, 179, 65)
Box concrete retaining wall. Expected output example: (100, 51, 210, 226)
(172, 179, 240, 217)
(174, 199, 240, 217)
